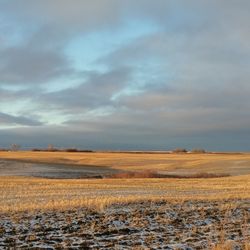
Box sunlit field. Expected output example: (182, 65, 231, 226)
(1, 151, 250, 176)
(0, 174, 250, 213)
(0, 152, 249, 249)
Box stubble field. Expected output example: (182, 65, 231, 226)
(0, 151, 249, 249)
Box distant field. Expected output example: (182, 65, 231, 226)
(0, 152, 249, 249)
(0, 151, 250, 176)
(0, 151, 250, 211)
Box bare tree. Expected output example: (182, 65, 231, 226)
(10, 144, 21, 151)
(48, 144, 54, 151)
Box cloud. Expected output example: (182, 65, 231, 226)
(36, 66, 132, 113)
(0, 0, 124, 33)
(0, 46, 74, 85)
(0, 121, 250, 151)
(0, 112, 43, 126)
(0, 1, 249, 150)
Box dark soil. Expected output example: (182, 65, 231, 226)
(0, 200, 249, 249)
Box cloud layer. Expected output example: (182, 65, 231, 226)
(0, 0, 249, 150)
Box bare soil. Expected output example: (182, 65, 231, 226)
(0, 200, 249, 249)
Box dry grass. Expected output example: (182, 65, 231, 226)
(0, 174, 249, 213)
(212, 242, 250, 250)
(1, 151, 250, 176)
(108, 170, 165, 178)
(0, 152, 249, 249)
(108, 170, 230, 178)
(0, 151, 250, 213)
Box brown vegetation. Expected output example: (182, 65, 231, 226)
(108, 170, 230, 179)
(172, 148, 188, 153)
(191, 148, 206, 153)
(31, 148, 94, 152)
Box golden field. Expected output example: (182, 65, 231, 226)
(0, 151, 250, 213)
(0, 174, 249, 213)
(1, 151, 250, 175)
(0, 152, 249, 249)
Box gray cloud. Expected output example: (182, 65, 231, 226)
(0, 1, 249, 150)
(0, 122, 249, 151)
(0, 112, 43, 126)
(0, 46, 74, 85)
(0, 0, 124, 33)
(36, 67, 132, 113)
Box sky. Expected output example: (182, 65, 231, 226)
(0, 0, 250, 151)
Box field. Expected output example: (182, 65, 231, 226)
(1, 151, 250, 176)
(0, 152, 249, 249)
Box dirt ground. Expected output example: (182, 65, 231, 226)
(1, 200, 249, 250)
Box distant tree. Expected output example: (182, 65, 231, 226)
(65, 148, 78, 152)
(191, 148, 206, 153)
(10, 144, 21, 151)
(48, 144, 54, 151)
(172, 148, 187, 153)
(32, 148, 41, 152)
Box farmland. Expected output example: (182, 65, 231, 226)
(1, 151, 250, 176)
(0, 152, 249, 249)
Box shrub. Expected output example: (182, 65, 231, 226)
(172, 148, 187, 153)
(65, 148, 78, 152)
(31, 148, 42, 152)
(107, 171, 230, 179)
(108, 170, 165, 179)
(191, 148, 206, 153)
(187, 172, 230, 178)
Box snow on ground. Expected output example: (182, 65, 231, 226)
(0, 199, 249, 249)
